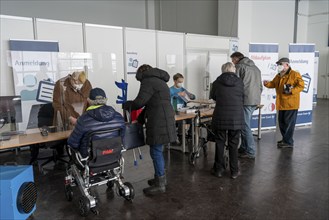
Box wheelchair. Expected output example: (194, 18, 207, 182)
(64, 128, 134, 217)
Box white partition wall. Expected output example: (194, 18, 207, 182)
(156, 31, 185, 86)
(0, 15, 34, 96)
(36, 19, 83, 52)
(85, 24, 125, 112)
(124, 28, 156, 100)
(185, 34, 230, 99)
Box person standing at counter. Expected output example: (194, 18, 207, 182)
(210, 62, 244, 179)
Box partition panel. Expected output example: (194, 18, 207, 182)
(85, 24, 125, 112)
(36, 19, 83, 52)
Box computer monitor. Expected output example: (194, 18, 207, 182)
(0, 96, 23, 124)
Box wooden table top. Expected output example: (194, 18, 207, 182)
(0, 129, 72, 150)
(175, 112, 196, 121)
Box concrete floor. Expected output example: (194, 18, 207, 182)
(0, 99, 328, 220)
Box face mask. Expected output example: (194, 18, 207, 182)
(75, 84, 83, 90)
(176, 83, 183, 88)
(277, 65, 284, 72)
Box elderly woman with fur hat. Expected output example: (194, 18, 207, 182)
(53, 70, 92, 130)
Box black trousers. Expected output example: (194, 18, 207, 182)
(278, 110, 298, 145)
(214, 129, 240, 173)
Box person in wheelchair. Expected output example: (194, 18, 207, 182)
(210, 62, 244, 179)
(67, 87, 125, 158)
(65, 88, 134, 216)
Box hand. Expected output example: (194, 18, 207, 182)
(178, 91, 186, 97)
(69, 116, 77, 125)
(263, 80, 269, 86)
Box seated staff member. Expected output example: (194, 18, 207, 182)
(170, 73, 195, 145)
(210, 62, 244, 179)
(67, 88, 125, 158)
(170, 73, 195, 110)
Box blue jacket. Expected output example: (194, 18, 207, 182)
(169, 86, 195, 108)
(67, 105, 125, 158)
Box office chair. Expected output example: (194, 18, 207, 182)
(28, 103, 68, 173)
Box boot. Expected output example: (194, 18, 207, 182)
(147, 175, 167, 186)
(143, 175, 166, 196)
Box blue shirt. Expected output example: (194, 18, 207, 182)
(170, 86, 186, 108)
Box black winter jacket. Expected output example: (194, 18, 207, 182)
(124, 68, 177, 145)
(67, 105, 125, 158)
(210, 72, 244, 131)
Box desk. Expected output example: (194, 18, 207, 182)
(0, 129, 72, 150)
(188, 99, 215, 105)
(195, 105, 264, 142)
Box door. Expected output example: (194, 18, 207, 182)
(186, 51, 228, 100)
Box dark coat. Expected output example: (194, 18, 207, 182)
(124, 68, 176, 145)
(67, 105, 125, 158)
(210, 72, 244, 131)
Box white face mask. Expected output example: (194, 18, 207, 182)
(176, 83, 183, 88)
(75, 84, 83, 90)
(277, 65, 284, 72)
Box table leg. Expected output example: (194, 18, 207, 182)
(182, 120, 186, 153)
(258, 107, 262, 140)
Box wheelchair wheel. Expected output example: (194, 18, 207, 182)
(64, 185, 73, 201)
(121, 182, 135, 201)
(78, 196, 90, 217)
(202, 142, 208, 158)
(188, 152, 197, 166)
(107, 180, 114, 189)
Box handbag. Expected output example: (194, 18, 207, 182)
(124, 111, 145, 150)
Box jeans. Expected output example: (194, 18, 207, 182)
(240, 105, 257, 156)
(214, 130, 240, 174)
(149, 144, 165, 177)
(278, 110, 298, 145)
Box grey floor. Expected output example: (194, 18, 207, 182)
(0, 99, 328, 220)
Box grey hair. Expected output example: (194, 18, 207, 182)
(88, 97, 107, 106)
(221, 62, 236, 73)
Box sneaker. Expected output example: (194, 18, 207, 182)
(238, 153, 255, 160)
(211, 168, 223, 178)
(278, 142, 293, 148)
